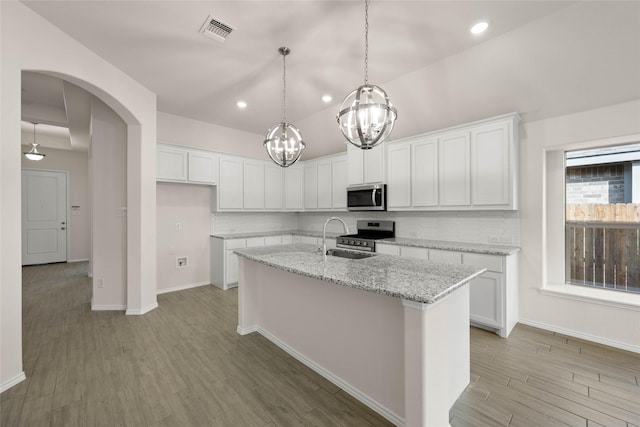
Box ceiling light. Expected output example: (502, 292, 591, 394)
(337, 0, 397, 150)
(322, 95, 332, 103)
(263, 47, 305, 168)
(23, 122, 45, 161)
(470, 21, 489, 35)
(237, 101, 247, 109)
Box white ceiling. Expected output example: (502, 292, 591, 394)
(20, 1, 640, 158)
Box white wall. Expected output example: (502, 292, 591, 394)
(1, 2, 157, 391)
(156, 183, 211, 293)
(21, 146, 90, 261)
(158, 111, 264, 159)
(519, 99, 640, 352)
(90, 98, 128, 309)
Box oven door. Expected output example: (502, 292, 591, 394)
(347, 184, 386, 211)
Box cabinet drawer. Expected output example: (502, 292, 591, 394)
(281, 235, 293, 244)
(246, 237, 265, 247)
(264, 235, 282, 246)
(400, 246, 429, 260)
(464, 253, 503, 273)
(429, 249, 461, 264)
(225, 239, 246, 250)
(375, 243, 400, 256)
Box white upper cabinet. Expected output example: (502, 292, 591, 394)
(387, 142, 411, 208)
(264, 163, 284, 210)
(304, 161, 318, 209)
(471, 120, 515, 208)
(412, 138, 438, 207)
(187, 150, 217, 184)
(243, 160, 265, 209)
(217, 155, 243, 210)
(157, 144, 216, 185)
(347, 144, 385, 185)
(438, 131, 471, 207)
(331, 155, 348, 209)
(157, 145, 188, 182)
(284, 164, 304, 210)
(317, 159, 332, 209)
(385, 113, 519, 211)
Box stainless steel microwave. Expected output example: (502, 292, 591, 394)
(347, 184, 386, 211)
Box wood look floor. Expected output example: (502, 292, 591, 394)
(1, 262, 638, 427)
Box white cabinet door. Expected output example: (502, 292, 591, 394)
(469, 272, 503, 329)
(387, 143, 411, 208)
(400, 246, 429, 260)
(429, 249, 461, 264)
(225, 250, 239, 285)
(218, 156, 244, 209)
(471, 121, 511, 206)
(364, 144, 384, 184)
(243, 160, 265, 209)
(375, 243, 400, 256)
(317, 160, 332, 209)
(285, 165, 304, 210)
(331, 156, 348, 209)
(304, 162, 318, 209)
(265, 163, 284, 210)
(157, 145, 188, 182)
(188, 150, 217, 184)
(438, 132, 470, 206)
(347, 145, 364, 185)
(412, 139, 438, 207)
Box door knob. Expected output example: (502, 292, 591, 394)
(61, 227, 66, 230)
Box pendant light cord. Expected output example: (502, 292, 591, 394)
(364, 0, 369, 85)
(282, 51, 287, 123)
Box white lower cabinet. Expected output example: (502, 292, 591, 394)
(373, 242, 518, 338)
(211, 237, 246, 290)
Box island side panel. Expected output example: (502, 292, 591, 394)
(237, 257, 405, 424)
(402, 286, 470, 427)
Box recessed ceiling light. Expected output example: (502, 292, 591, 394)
(470, 21, 489, 35)
(322, 95, 332, 103)
(236, 101, 247, 109)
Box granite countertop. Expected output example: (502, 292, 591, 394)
(210, 230, 341, 240)
(379, 238, 520, 256)
(211, 229, 519, 255)
(234, 244, 485, 304)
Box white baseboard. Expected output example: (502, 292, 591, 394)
(126, 301, 158, 315)
(518, 318, 640, 354)
(91, 298, 126, 311)
(236, 325, 258, 335)
(68, 258, 89, 263)
(1, 371, 26, 393)
(156, 280, 210, 295)
(256, 327, 404, 427)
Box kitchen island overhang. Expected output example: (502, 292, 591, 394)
(235, 244, 485, 427)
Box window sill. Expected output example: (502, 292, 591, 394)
(541, 284, 640, 311)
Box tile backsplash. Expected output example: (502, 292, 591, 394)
(212, 210, 519, 245)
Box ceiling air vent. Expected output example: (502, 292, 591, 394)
(199, 14, 234, 42)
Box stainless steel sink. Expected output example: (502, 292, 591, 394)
(326, 249, 377, 260)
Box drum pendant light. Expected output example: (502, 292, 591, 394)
(264, 47, 305, 167)
(337, 0, 397, 150)
(23, 122, 46, 161)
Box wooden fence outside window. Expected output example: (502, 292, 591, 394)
(565, 203, 640, 294)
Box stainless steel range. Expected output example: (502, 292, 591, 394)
(336, 220, 395, 252)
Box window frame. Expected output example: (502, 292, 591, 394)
(542, 133, 640, 310)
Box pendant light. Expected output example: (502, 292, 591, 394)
(264, 47, 305, 168)
(337, 0, 397, 150)
(23, 122, 46, 161)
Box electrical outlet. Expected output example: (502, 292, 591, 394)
(488, 236, 500, 243)
(499, 236, 513, 244)
(176, 222, 182, 231)
(176, 256, 188, 268)
(97, 278, 104, 288)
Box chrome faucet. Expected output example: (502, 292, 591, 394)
(322, 217, 350, 259)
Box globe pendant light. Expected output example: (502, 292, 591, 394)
(264, 47, 305, 168)
(23, 122, 46, 161)
(337, 0, 397, 150)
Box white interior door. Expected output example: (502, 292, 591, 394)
(22, 169, 68, 265)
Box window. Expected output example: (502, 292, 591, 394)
(565, 143, 640, 294)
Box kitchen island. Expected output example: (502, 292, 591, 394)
(235, 244, 485, 427)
